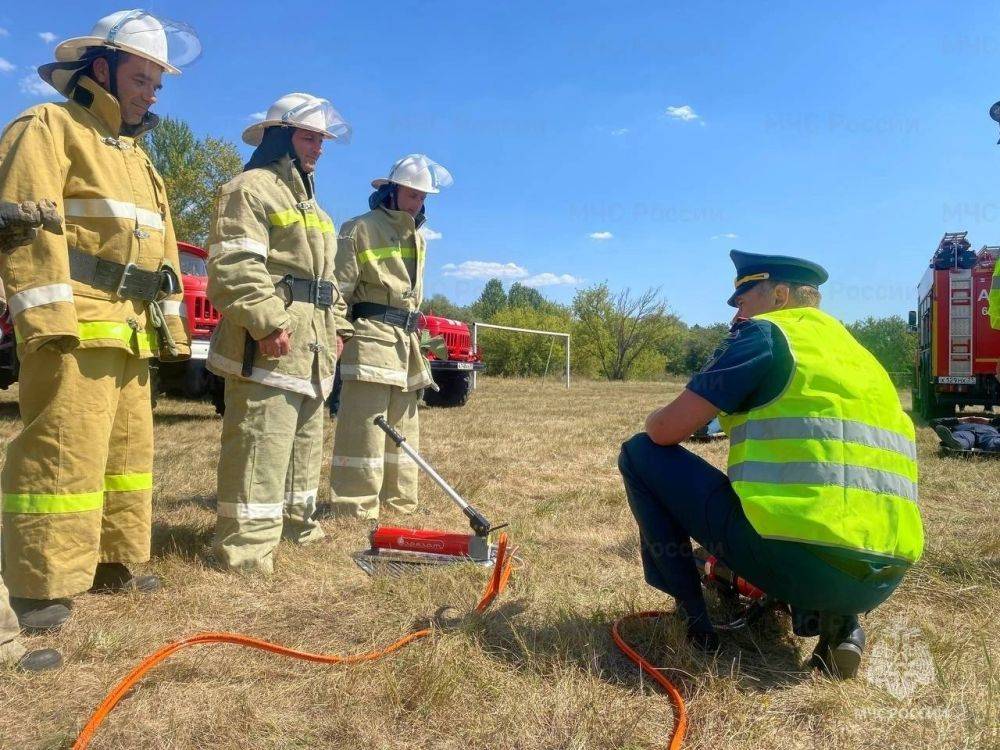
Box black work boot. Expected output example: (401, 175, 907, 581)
(89, 563, 162, 594)
(10, 598, 71, 634)
(677, 596, 721, 653)
(811, 614, 865, 679)
(933, 425, 964, 450)
(16, 648, 62, 672)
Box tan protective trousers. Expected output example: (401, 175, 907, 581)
(329, 380, 420, 520)
(0, 570, 25, 665)
(213, 377, 325, 574)
(1, 348, 152, 599)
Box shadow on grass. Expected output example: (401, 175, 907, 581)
(471, 599, 809, 695)
(152, 520, 214, 561)
(152, 411, 221, 425)
(0, 401, 20, 421)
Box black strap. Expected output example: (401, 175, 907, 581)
(351, 301, 421, 333)
(282, 276, 335, 309)
(68, 248, 164, 302)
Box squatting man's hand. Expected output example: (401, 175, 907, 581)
(259, 328, 292, 357)
(336, 336, 344, 358)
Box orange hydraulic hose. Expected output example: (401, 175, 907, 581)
(610, 611, 688, 750)
(72, 533, 514, 750)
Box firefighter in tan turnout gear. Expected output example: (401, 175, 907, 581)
(330, 155, 453, 520)
(0, 11, 197, 633)
(208, 93, 353, 573)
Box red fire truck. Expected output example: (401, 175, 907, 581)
(911, 232, 1000, 419)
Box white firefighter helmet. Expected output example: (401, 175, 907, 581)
(371, 154, 453, 194)
(242, 93, 353, 146)
(52, 10, 201, 75)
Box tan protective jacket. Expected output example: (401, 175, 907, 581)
(335, 206, 433, 392)
(206, 155, 351, 399)
(0, 76, 189, 359)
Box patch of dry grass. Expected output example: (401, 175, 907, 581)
(0, 377, 996, 749)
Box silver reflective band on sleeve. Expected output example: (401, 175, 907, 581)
(64, 198, 164, 231)
(208, 237, 268, 259)
(161, 300, 186, 318)
(384, 451, 414, 464)
(207, 351, 323, 398)
(728, 417, 917, 460)
(7, 283, 74, 318)
(216, 501, 284, 520)
(728, 461, 918, 502)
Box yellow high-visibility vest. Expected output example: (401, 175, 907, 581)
(718, 307, 924, 563)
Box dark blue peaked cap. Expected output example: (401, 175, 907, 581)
(727, 249, 829, 307)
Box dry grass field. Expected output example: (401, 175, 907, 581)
(0, 377, 997, 749)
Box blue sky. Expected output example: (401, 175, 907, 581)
(1, 2, 999, 324)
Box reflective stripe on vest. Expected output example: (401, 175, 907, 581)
(356, 246, 424, 267)
(268, 208, 334, 232)
(991, 268, 1000, 329)
(719, 307, 923, 562)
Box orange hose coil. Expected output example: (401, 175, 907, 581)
(72, 535, 687, 750)
(73, 534, 514, 750)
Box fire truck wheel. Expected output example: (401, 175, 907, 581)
(423, 371, 472, 407)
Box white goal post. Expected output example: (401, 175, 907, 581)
(470, 322, 571, 389)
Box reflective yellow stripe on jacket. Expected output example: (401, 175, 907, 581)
(357, 246, 425, 266)
(268, 208, 334, 232)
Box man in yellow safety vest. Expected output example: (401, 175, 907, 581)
(619, 250, 923, 679)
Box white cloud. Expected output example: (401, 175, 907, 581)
(711, 232, 739, 240)
(442, 261, 528, 280)
(611, 127, 630, 136)
(38, 32, 57, 44)
(588, 231, 613, 241)
(522, 273, 583, 287)
(19, 74, 55, 98)
(0, 58, 15, 74)
(248, 111, 267, 121)
(419, 226, 442, 241)
(664, 105, 701, 123)
(0, 28, 9, 38)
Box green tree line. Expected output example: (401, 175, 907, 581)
(423, 281, 916, 383)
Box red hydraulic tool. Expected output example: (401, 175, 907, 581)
(353, 416, 506, 574)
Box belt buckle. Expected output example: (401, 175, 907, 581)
(314, 279, 334, 308)
(115, 262, 138, 298)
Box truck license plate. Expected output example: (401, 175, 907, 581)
(455, 362, 474, 370)
(937, 376, 976, 385)
(191, 340, 210, 361)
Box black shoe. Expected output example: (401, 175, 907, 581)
(89, 563, 162, 594)
(16, 648, 62, 672)
(10, 598, 71, 634)
(811, 615, 865, 679)
(686, 627, 721, 653)
(934, 425, 964, 450)
(792, 607, 821, 637)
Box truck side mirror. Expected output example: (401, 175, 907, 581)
(908, 310, 917, 331)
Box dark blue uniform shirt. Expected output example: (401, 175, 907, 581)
(686, 318, 793, 413)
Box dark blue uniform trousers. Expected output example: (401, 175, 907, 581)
(951, 423, 1000, 451)
(618, 433, 906, 616)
